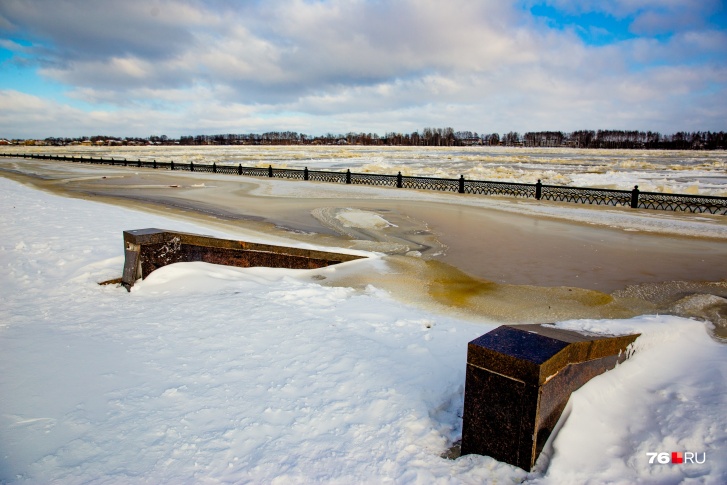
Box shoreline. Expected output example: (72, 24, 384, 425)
(2, 158, 726, 336)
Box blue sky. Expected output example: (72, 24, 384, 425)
(531, 7, 649, 47)
(0, 0, 725, 138)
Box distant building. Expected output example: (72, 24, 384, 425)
(460, 137, 482, 146)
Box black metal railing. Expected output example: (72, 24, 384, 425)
(466, 179, 537, 199)
(351, 172, 399, 187)
(539, 184, 633, 207)
(2, 152, 726, 215)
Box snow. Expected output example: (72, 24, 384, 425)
(539, 317, 727, 484)
(1, 176, 726, 483)
(335, 208, 396, 229)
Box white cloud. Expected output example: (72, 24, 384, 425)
(0, 0, 725, 137)
(0, 38, 31, 53)
(11, 0, 543, 95)
(0, 0, 214, 60)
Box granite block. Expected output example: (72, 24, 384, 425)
(461, 324, 639, 471)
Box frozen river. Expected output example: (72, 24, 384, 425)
(5, 144, 727, 196)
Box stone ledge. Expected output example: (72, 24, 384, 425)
(121, 228, 365, 290)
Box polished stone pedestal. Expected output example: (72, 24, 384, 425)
(460, 324, 639, 471)
(121, 228, 364, 290)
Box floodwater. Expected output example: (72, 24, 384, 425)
(1, 155, 726, 338)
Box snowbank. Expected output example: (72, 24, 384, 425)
(1, 176, 725, 483)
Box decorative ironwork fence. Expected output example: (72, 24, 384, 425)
(402, 175, 460, 192)
(350, 172, 399, 187)
(539, 184, 633, 207)
(2, 152, 726, 215)
(637, 191, 727, 214)
(465, 179, 537, 198)
(308, 169, 347, 184)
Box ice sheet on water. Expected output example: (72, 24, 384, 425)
(335, 208, 396, 229)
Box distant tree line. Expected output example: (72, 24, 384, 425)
(503, 130, 726, 149)
(17, 129, 727, 150)
(177, 129, 726, 149)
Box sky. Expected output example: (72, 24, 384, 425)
(0, 0, 726, 139)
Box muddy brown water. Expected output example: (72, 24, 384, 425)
(2, 158, 726, 338)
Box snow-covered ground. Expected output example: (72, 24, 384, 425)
(1, 176, 726, 484)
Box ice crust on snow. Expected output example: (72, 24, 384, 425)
(335, 208, 396, 229)
(1, 176, 726, 484)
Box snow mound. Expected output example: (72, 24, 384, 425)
(335, 208, 396, 229)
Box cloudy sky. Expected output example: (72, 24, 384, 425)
(1, 0, 725, 139)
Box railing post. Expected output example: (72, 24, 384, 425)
(459, 175, 465, 194)
(124, 158, 127, 167)
(535, 179, 542, 200)
(346, 169, 351, 184)
(238, 164, 242, 175)
(153, 159, 157, 169)
(304, 167, 309, 181)
(213, 162, 217, 173)
(137, 159, 141, 168)
(268, 165, 273, 177)
(190, 161, 194, 172)
(397, 171, 403, 188)
(631, 185, 640, 209)
(171, 160, 175, 171)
